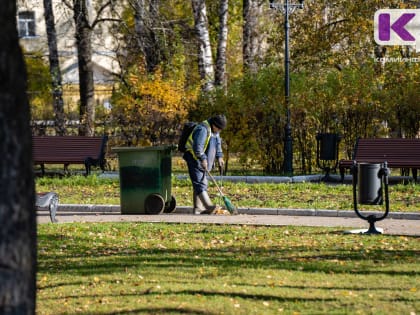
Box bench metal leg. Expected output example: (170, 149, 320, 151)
(85, 161, 91, 176)
(63, 164, 70, 175)
(339, 167, 345, 183)
(85, 157, 107, 175)
(36, 192, 59, 223)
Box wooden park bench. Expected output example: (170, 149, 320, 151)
(338, 138, 420, 182)
(33, 135, 108, 176)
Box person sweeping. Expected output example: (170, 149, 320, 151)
(183, 114, 227, 214)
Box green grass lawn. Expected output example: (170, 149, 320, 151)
(36, 174, 420, 212)
(37, 222, 420, 315)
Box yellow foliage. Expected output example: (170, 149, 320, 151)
(111, 64, 198, 146)
(116, 67, 196, 118)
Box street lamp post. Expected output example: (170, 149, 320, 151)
(269, 0, 304, 175)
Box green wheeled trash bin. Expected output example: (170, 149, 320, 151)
(112, 145, 176, 214)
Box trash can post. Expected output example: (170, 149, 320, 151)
(349, 161, 390, 234)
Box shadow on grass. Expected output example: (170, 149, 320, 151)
(37, 224, 419, 314)
(37, 224, 420, 281)
(40, 288, 338, 302)
(87, 307, 218, 315)
(40, 287, 339, 315)
(38, 231, 420, 278)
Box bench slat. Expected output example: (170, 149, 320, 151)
(32, 135, 108, 175)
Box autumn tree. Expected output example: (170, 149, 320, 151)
(132, 0, 165, 73)
(380, 59, 420, 138)
(43, 0, 66, 135)
(73, 0, 96, 136)
(243, 0, 264, 74)
(23, 0, 419, 173)
(191, 0, 215, 91)
(63, 0, 120, 136)
(111, 65, 196, 146)
(0, 1, 37, 313)
(25, 52, 53, 122)
(215, 0, 229, 87)
(263, 0, 402, 71)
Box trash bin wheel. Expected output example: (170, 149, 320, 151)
(163, 195, 176, 213)
(144, 193, 165, 214)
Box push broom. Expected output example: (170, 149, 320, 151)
(206, 170, 238, 215)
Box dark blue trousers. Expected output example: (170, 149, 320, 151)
(183, 151, 208, 195)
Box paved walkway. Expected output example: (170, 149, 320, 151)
(37, 205, 420, 236)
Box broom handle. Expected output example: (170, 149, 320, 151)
(219, 164, 223, 189)
(206, 170, 225, 197)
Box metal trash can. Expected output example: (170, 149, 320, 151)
(357, 163, 383, 205)
(316, 133, 341, 181)
(316, 133, 341, 161)
(112, 145, 176, 214)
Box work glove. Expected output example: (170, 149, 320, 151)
(201, 159, 208, 171)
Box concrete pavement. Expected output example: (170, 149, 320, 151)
(37, 205, 420, 236)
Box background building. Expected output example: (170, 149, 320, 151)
(17, 0, 121, 116)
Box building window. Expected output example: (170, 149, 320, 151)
(18, 11, 36, 38)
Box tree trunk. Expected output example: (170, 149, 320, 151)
(43, 0, 66, 136)
(0, 1, 37, 314)
(215, 0, 229, 87)
(134, 0, 162, 73)
(74, 0, 95, 136)
(191, 0, 215, 92)
(243, 0, 260, 74)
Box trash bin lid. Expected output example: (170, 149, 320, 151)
(112, 145, 176, 153)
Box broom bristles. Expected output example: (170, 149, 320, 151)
(223, 196, 238, 214)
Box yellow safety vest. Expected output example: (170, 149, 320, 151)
(185, 120, 211, 160)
